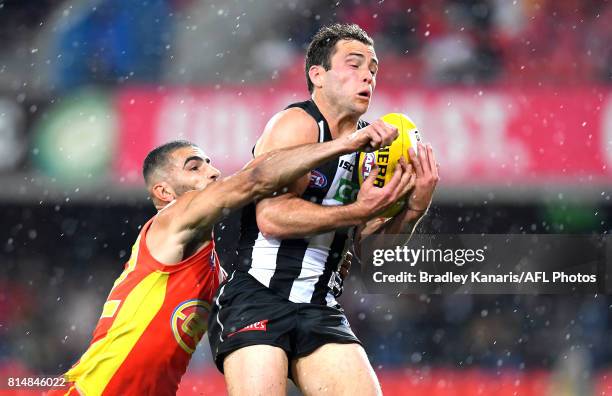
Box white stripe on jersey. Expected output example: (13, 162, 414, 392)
(318, 120, 325, 142)
(248, 232, 282, 287)
(288, 231, 335, 303)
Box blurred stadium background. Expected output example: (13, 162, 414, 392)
(0, 0, 611, 394)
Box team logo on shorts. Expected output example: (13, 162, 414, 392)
(309, 170, 327, 188)
(170, 299, 211, 354)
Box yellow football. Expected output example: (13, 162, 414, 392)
(358, 113, 422, 218)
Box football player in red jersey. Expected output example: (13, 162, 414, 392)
(50, 121, 414, 395)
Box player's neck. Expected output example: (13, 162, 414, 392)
(312, 92, 360, 139)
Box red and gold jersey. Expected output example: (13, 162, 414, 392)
(64, 216, 222, 396)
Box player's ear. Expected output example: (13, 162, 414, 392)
(152, 181, 176, 204)
(308, 65, 325, 90)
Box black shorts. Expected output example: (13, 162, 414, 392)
(207, 270, 361, 373)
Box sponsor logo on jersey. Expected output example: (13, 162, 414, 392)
(171, 299, 210, 354)
(333, 178, 359, 204)
(227, 319, 269, 337)
(339, 159, 354, 172)
(309, 170, 327, 188)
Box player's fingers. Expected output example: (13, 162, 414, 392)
(384, 157, 404, 192)
(427, 143, 440, 179)
(389, 156, 408, 190)
(426, 143, 435, 175)
(418, 142, 431, 175)
(408, 145, 424, 177)
(343, 250, 353, 265)
(397, 177, 416, 206)
(405, 169, 417, 195)
(340, 251, 352, 278)
(395, 159, 413, 198)
(364, 163, 380, 187)
(370, 120, 393, 147)
(398, 162, 416, 197)
(380, 121, 399, 146)
(367, 127, 383, 150)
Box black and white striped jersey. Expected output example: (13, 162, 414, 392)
(236, 99, 368, 306)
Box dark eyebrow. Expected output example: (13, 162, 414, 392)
(183, 156, 204, 167)
(347, 52, 378, 65)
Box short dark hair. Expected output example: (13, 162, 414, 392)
(142, 140, 195, 185)
(305, 23, 374, 93)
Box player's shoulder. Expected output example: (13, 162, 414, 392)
(255, 106, 319, 155)
(266, 106, 318, 136)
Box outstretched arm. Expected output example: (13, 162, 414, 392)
(156, 113, 399, 249)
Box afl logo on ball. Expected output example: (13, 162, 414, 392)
(171, 299, 211, 354)
(361, 152, 376, 178)
(309, 170, 327, 188)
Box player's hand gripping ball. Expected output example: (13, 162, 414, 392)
(358, 113, 422, 218)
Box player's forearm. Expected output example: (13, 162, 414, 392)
(250, 138, 352, 198)
(208, 138, 353, 215)
(257, 195, 367, 239)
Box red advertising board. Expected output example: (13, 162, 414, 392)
(114, 86, 612, 186)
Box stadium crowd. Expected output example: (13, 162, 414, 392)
(0, 0, 610, 91)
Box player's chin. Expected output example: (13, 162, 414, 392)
(353, 99, 370, 114)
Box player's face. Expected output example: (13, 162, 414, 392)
(168, 146, 220, 196)
(325, 39, 378, 114)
